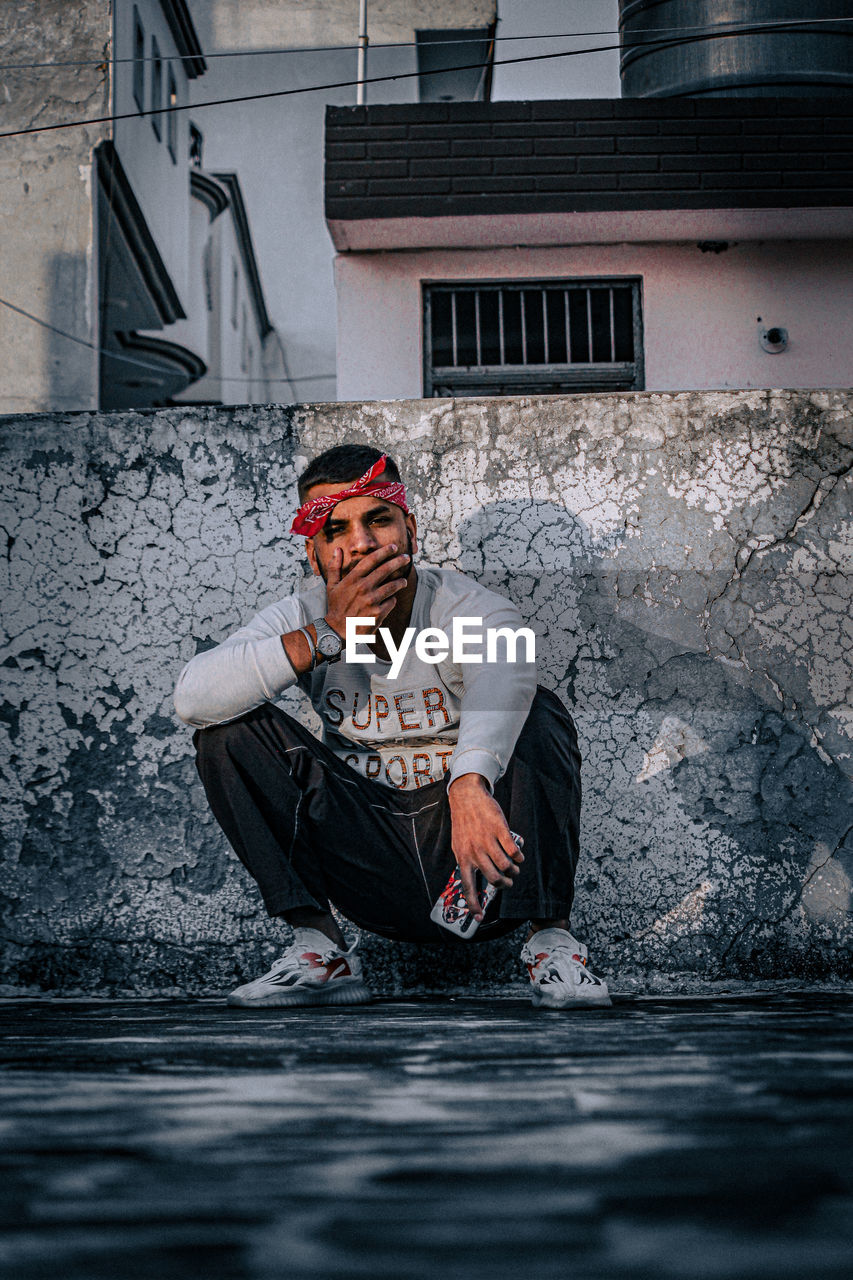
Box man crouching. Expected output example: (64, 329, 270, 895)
(174, 444, 610, 1009)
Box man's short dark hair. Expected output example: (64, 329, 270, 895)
(297, 444, 401, 502)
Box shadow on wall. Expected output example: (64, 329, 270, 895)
(455, 496, 853, 981)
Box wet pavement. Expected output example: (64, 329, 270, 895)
(1, 994, 852, 1280)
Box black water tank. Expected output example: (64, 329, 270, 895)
(619, 0, 853, 97)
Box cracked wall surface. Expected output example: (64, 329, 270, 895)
(1, 391, 851, 994)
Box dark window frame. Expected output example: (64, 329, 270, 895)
(167, 67, 179, 162)
(240, 304, 249, 372)
(132, 8, 145, 112)
(415, 27, 493, 104)
(422, 277, 644, 398)
(231, 259, 239, 329)
(150, 37, 163, 139)
(189, 122, 203, 168)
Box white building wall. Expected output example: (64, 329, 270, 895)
(163, 192, 210, 368)
(113, 0, 193, 308)
(335, 240, 853, 399)
(189, 1, 496, 405)
(210, 211, 269, 405)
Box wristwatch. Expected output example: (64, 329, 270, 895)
(312, 617, 344, 664)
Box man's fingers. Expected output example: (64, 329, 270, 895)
(483, 858, 515, 888)
(374, 577, 408, 602)
(346, 543, 403, 580)
(362, 552, 411, 589)
(463, 845, 512, 889)
(457, 862, 484, 920)
(488, 841, 516, 871)
(498, 830, 525, 864)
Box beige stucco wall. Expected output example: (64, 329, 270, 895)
(335, 240, 853, 399)
(196, 0, 496, 51)
(1, 391, 851, 995)
(0, 1, 110, 413)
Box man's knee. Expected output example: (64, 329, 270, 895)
(194, 720, 239, 771)
(514, 686, 579, 764)
(192, 703, 275, 762)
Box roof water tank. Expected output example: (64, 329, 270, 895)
(619, 0, 853, 97)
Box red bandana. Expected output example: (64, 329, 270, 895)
(290, 454, 409, 538)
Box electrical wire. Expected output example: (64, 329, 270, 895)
(3, 16, 846, 394)
(0, 16, 849, 73)
(0, 20, 847, 142)
(0, 294, 334, 388)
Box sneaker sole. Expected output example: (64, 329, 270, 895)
(227, 980, 373, 1008)
(531, 987, 612, 1009)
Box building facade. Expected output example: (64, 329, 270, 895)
(188, 0, 497, 404)
(0, 0, 279, 414)
(325, 98, 853, 399)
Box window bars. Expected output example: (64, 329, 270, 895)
(424, 280, 643, 397)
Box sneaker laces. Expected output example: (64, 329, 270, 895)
(265, 937, 330, 979)
(546, 941, 587, 968)
(522, 932, 587, 970)
(274, 927, 358, 973)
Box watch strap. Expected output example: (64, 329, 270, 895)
(312, 617, 344, 662)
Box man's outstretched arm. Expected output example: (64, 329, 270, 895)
(435, 580, 537, 919)
(448, 772, 525, 918)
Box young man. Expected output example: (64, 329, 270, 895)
(174, 445, 610, 1009)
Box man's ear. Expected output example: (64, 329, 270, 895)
(305, 539, 321, 577)
(405, 512, 418, 556)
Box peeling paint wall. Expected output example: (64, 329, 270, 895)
(1, 391, 851, 994)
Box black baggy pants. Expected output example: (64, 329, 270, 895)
(193, 686, 581, 944)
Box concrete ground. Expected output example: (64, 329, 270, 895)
(1, 993, 852, 1280)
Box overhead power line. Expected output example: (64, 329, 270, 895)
(0, 21, 843, 143)
(0, 294, 333, 390)
(0, 16, 849, 73)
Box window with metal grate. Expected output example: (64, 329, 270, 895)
(424, 280, 644, 397)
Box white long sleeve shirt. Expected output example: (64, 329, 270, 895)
(174, 566, 537, 792)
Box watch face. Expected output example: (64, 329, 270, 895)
(317, 632, 342, 657)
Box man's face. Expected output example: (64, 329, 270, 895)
(303, 477, 417, 583)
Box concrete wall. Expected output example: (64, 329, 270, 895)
(0, 0, 110, 414)
(335, 241, 853, 399)
(1, 390, 851, 995)
(198, 0, 496, 50)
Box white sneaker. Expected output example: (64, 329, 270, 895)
(227, 929, 372, 1008)
(521, 928, 612, 1009)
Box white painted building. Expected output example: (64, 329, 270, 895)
(188, 0, 498, 404)
(169, 168, 280, 407)
(0, 0, 280, 414)
(332, 237, 853, 400)
(326, 99, 853, 399)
